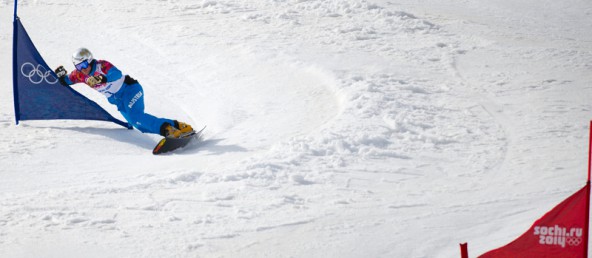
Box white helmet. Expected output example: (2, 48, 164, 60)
(72, 47, 93, 66)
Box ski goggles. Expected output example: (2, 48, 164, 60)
(75, 60, 90, 71)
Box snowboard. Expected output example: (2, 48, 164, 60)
(152, 126, 206, 155)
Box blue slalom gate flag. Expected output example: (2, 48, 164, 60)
(12, 18, 130, 128)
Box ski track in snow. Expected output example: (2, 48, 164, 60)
(1, 0, 592, 257)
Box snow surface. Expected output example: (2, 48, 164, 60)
(1, 0, 591, 257)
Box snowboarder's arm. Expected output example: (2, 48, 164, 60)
(66, 73, 81, 85)
(59, 70, 88, 86)
(99, 60, 123, 82)
(54, 66, 87, 86)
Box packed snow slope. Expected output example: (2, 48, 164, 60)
(1, 0, 591, 257)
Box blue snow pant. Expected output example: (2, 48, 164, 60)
(108, 81, 174, 135)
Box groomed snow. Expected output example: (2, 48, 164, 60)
(1, 0, 591, 257)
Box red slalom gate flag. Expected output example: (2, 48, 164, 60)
(479, 182, 590, 258)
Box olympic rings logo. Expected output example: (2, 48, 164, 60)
(20, 62, 58, 85)
(567, 237, 582, 246)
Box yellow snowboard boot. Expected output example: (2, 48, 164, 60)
(174, 120, 194, 134)
(160, 123, 182, 138)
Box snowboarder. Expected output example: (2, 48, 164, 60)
(54, 48, 192, 138)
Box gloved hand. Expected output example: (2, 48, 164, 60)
(55, 66, 67, 78)
(55, 66, 69, 86)
(85, 75, 106, 87)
